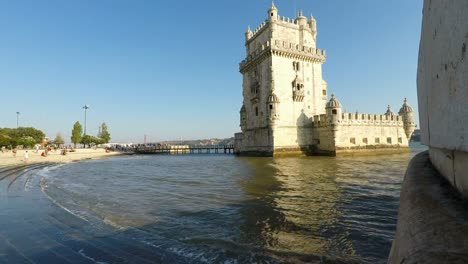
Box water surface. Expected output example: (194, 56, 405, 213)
(40, 143, 427, 263)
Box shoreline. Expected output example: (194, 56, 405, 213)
(0, 148, 123, 167)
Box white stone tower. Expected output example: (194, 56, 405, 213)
(235, 3, 328, 155)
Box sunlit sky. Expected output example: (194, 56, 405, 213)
(0, 0, 423, 143)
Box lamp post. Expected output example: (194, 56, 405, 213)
(16, 112, 20, 128)
(82, 105, 90, 135)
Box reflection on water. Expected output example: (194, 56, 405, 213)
(41, 143, 427, 263)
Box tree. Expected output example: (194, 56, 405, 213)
(16, 136, 36, 148)
(71, 121, 83, 148)
(98, 122, 111, 143)
(80, 135, 103, 148)
(0, 134, 13, 147)
(0, 127, 45, 144)
(54, 133, 65, 145)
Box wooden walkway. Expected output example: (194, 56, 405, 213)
(134, 145, 234, 155)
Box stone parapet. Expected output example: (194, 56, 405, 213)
(239, 40, 326, 73)
(388, 151, 468, 263)
(312, 112, 403, 128)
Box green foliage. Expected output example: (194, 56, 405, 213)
(80, 135, 104, 147)
(0, 134, 13, 147)
(54, 133, 65, 145)
(71, 121, 83, 147)
(0, 127, 45, 144)
(16, 136, 36, 148)
(98, 122, 111, 143)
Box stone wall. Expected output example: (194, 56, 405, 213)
(418, 0, 468, 197)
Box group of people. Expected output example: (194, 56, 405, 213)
(0, 145, 78, 163)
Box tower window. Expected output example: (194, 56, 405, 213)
(322, 90, 327, 96)
(387, 137, 392, 144)
(292, 61, 300, 71)
(350, 138, 356, 144)
(271, 13, 274, 16)
(398, 137, 403, 143)
(375, 138, 380, 144)
(255, 107, 259, 116)
(363, 138, 368, 144)
(269, 104, 273, 110)
(332, 109, 337, 115)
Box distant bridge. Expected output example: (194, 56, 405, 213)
(134, 145, 234, 155)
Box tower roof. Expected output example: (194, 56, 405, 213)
(385, 105, 395, 116)
(269, 2, 277, 12)
(399, 98, 414, 114)
(267, 93, 280, 103)
(326, 94, 342, 109)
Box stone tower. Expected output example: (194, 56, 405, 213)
(399, 98, 415, 139)
(235, 3, 328, 156)
(325, 94, 342, 124)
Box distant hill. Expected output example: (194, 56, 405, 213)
(158, 137, 234, 146)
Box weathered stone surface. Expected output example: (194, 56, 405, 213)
(417, 0, 468, 197)
(418, 1, 468, 152)
(388, 151, 468, 263)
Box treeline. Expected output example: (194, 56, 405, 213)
(0, 127, 45, 148)
(71, 121, 111, 147)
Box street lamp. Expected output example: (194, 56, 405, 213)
(16, 112, 20, 128)
(82, 105, 90, 135)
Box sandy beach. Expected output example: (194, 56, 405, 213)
(0, 148, 122, 166)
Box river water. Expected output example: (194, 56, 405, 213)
(40, 143, 427, 264)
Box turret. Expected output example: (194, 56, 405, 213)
(296, 10, 307, 27)
(267, 68, 279, 124)
(326, 94, 342, 124)
(267, 93, 280, 123)
(240, 105, 247, 131)
(245, 26, 253, 42)
(385, 105, 395, 116)
(268, 2, 278, 22)
(309, 15, 317, 40)
(399, 98, 416, 139)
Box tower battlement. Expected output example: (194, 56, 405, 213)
(312, 112, 403, 128)
(247, 15, 317, 44)
(239, 40, 326, 73)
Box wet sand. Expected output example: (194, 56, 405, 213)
(0, 148, 122, 166)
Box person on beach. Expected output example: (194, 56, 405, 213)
(24, 151, 29, 163)
(12, 148, 17, 157)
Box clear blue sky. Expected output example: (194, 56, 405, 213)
(0, 0, 423, 143)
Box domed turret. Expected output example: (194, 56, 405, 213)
(309, 15, 317, 41)
(268, 2, 278, 21)
(245, 26, 253, 41)
(399, 98, 415, 139)
(326, 94, 342, 123)
(240, 105, 247, 131)
(326, 94, 342, 109)
(384, 105, 395, 116)
(267, 93, 280, 123)
(296, 10, 307, 26)
(399, 98, 414, 114)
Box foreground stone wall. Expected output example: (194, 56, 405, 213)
(388, 151, 468, 263)
(418, 1, 468, 196)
